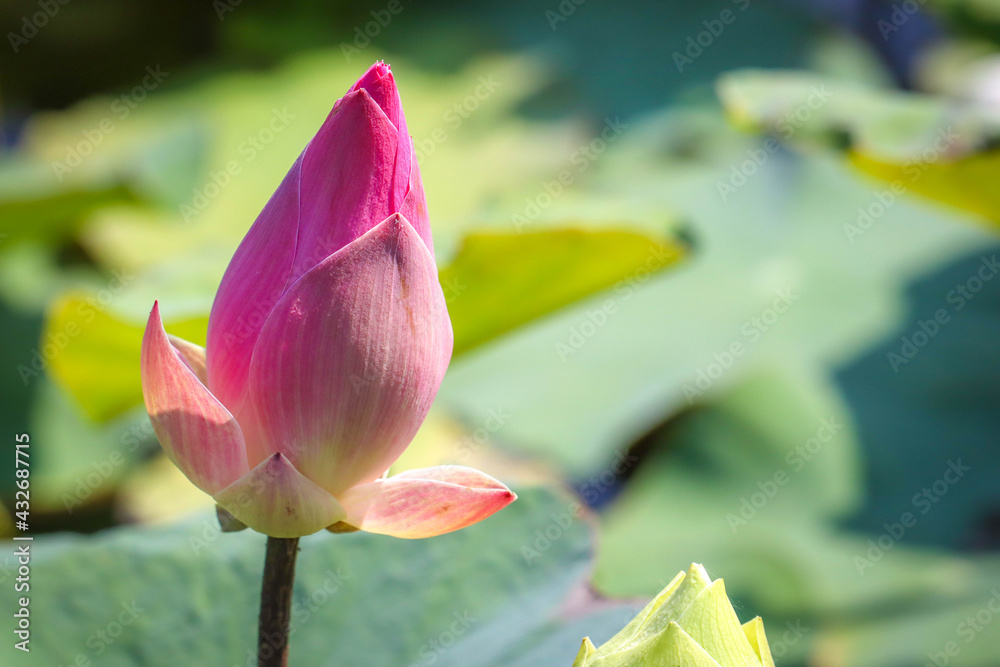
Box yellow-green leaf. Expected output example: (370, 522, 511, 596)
(717, 69, 1000, 229)
(849, 148, 1000, 227)
(44, 227, 683, 422)
(44, 293, 207, 421)
(442, 228, 685, 356)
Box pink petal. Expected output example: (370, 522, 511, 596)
(352, 61, 401, 132)
(351, 62, 413, 215)
(291, 89, 399, 284)
(398, 141, 432, 254)
(141, 302, 249, 495)
(336, 465, 516, 538)
(352, 62, 431, 254)
(214, 453, 346, 538)
(167, 334, 207, 385)
(206, 158, 301, 466)
(249, 213, 453, 496)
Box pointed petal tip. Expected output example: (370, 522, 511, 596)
(353, 60, 393, 92)
(346, 60, 401, 133)
(215, 453, 346, 538)
(337, 467, 516, 539)
(381, 211, 434, 259)
(140, 304, 249, 496)
(384, 212, 408, 238)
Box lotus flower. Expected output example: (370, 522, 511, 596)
(140, 62, 515, 538)
(573, 564, 777, 667)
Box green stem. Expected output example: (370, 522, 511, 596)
(258, 537, 300, 667)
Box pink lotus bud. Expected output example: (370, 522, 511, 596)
(140, 63, 514, 538)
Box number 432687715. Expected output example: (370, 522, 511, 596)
(14, 433, 29, 529)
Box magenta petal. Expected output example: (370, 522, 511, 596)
(337, 466, 517, 538)
(398, 143, 432, 255)
(291, 89, 399, 284)
(249, 213, 453, 496)
(351, 62, 412, 214)
(214, 453, 346, 538)
(206, 158, 301, 463)
(141, 302, 249, 495)
(352, 61, 401, 132)
(351, 62, 429, 253)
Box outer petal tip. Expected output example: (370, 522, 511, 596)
(336, 466, 516, 539)
(141, 302, 249, 495)
(214, 453, 346, 538)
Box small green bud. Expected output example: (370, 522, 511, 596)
(574, 564, 776, 667)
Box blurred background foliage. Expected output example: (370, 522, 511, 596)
(3, 0, 1000, 665)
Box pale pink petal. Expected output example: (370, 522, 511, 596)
(167, 334, 207, 385)
(336, 465, 516, 538)
(141, 302, 249, 495)
(249, 213, 453, 496)
(291, 89, 399, 283)
(206, 157, 301, 466)
(214, 453, 346, 538)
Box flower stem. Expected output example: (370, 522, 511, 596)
(258, 536, 300, 667)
